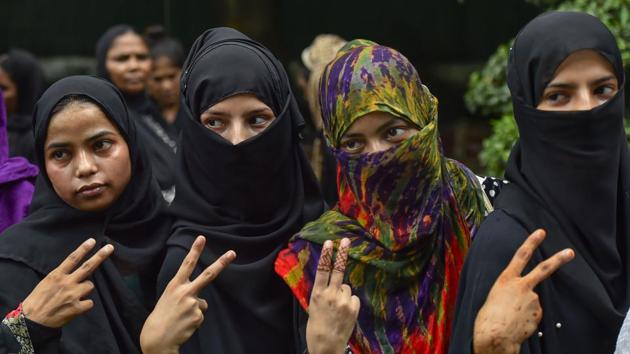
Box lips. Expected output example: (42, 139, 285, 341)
(76, 183, 107, 198)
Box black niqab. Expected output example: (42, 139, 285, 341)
(450, 11, 630, 354)
(0, 76, 172, 353)
(160, 27, 325, 353)
(505, 10, 630, 306)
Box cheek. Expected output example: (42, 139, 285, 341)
(106, 146, 132, 190)
(46, 162, 75, 201)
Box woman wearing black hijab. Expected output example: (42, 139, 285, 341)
(0, 49, 45, 163)
(96, 25, 177, 201)
(0, 76, 172, 353)
(450, 11, 630, 354)
(157, 27, 326, 354)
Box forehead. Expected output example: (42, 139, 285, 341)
(108, 33, 148, 55)
(46, 102, 120, 140)
(551, 50, 616, 81)
(206, 93, 272, 113)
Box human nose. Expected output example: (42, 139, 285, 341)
(75, 150, 98, 178)
(364, 139, 391, 154)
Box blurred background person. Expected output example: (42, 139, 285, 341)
(145, 24, 187, 132)
(301, 34, 346, 206)
(0, 49, 45, 163)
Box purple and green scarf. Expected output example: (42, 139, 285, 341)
(275, 40, 489, 354)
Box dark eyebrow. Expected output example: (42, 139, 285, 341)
(204, 109, 229, 117)
(341, 117, 401, 140)
(545, 81, 577, 90)
(249, 107, 274, 115)
(590, 75, 616, 86)
(546, 75, 617, 90)
(86, 130, 115, 142)
(46, 130, 115, 150)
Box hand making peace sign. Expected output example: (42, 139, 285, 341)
(306, 238, 360, 354)
(140, 235, 236, 354)
(22, 238, 114, 328)
(473, 229, 575, 354)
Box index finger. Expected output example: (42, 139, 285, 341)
(503, 229, 546, 278)
(57, 238, 97, 274)
(70, 244, 114, 281)
(173, 236, 206, 284)
(313, 240, 334, 291)
(189, 250, 236, 294)
(329, 238, 350, 289)
(523, 248, 574, 287)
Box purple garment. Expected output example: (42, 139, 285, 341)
(0, 89, 38, 233)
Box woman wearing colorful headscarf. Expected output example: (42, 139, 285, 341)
(156, 27, 326, 354)
(450, 11, 630, 354)
(275, 40, 491, 354)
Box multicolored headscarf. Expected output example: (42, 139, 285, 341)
(275, 40, 490, 354)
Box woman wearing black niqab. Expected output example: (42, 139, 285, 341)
(0, 49, 45, 163)
(96, 25, 177, 201)
(450, 11, 630, 354)
(0, 76, 172, 353)
(157, 27, 326, 354)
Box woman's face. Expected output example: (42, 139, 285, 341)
(44, 101, 132, 212)
(0, 67, 17, 114)
(339, 111, 419, 155)
(200, 93, 276, 145)
(105, 32, 152, 95)
(537, 50, 619, 111)
(147, 57, 181, 108)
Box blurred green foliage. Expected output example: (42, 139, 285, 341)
(471, 0, 630, 176)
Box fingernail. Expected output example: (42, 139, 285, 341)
(105, 244, 114, 252)
(86, 238, 96, 246)
(564, 249, 574, 258)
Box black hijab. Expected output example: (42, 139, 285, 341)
(499, 11, 630, 352)
(163, 27, 325, 353)
(95, 25, 177, 195)
(0, 76, 172, 353)
(0, 49, 45, 162)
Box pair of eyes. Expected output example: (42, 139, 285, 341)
(111, 53, 150, 63)
(203, 115, 274, 131)
(151, 74, 178, 83)
(339, 125, 413, 154)
(541, 84, 617, 105)
(49, 139, 114, 162)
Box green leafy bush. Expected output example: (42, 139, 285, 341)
(471, 0, 630, 176)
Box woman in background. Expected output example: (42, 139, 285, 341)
(96, 25, 177, 201)
(0, 49, 45, 163)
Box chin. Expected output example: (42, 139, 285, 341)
(73, 198, 115, 212)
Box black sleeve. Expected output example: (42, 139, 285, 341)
(0, 321, 20, 354)
(0, 259, 62, 353)
(448, 210, 531, 354)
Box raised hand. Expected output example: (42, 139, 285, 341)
(140, 236, 236, 354)
(22, 238, 114, 328)
(306, 238, 360, 354)
(473, 229, 575, 354)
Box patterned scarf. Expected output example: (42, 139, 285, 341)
(275, 40, 489, 354)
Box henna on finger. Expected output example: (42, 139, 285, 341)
(318, 245, 334, 272)
(333, 243, 349, 273)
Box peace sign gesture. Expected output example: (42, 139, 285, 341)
(22, 238, 114, 328)
(140, 236, 236, 354)
(473, 229, 575, 354)
(306, 238, 360, 354)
